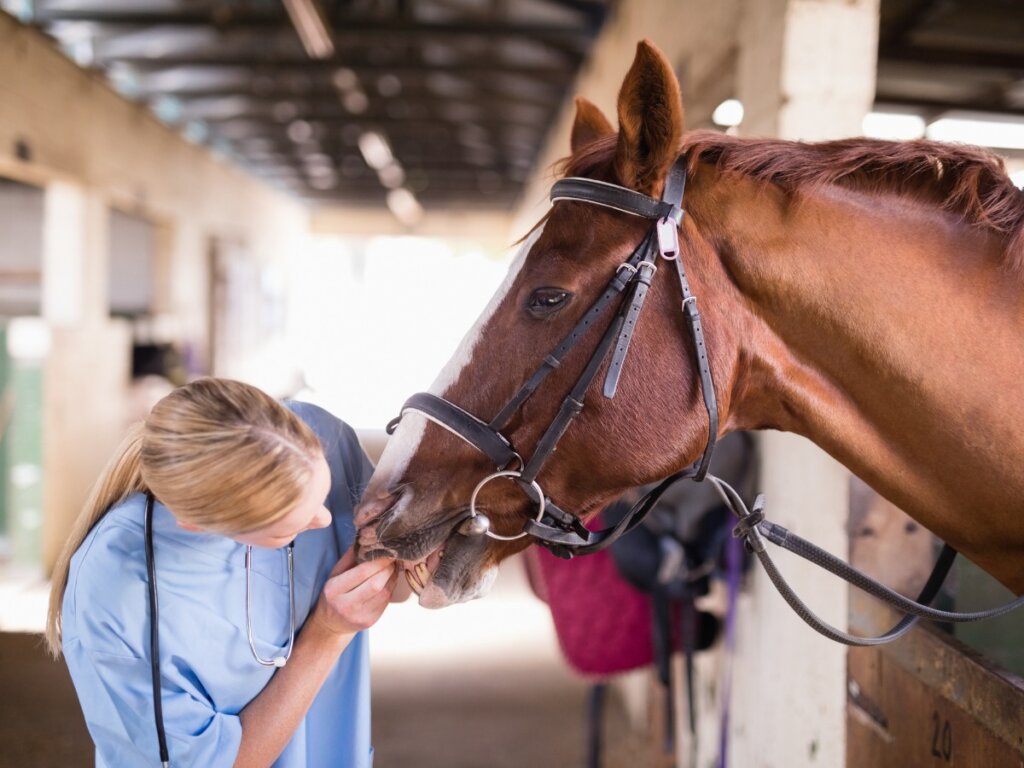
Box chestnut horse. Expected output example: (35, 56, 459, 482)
(356, 40, 1024, 609)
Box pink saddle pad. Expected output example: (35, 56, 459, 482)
(524, 546, 653, 678)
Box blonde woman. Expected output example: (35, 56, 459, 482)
(46, 378, 398, 768)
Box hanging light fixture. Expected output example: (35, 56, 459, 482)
(282, 0, 335, 60)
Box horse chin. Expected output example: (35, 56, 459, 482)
(420, 564, 498, 608)
(416, 531, 499, 609)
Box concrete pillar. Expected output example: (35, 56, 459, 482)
(727, 2, 880, 767)
(41, 182, 109, 328)
(738, 0, 880, 140)
(39, 181, 131, 574)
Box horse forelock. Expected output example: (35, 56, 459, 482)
(557, 131, 1024, 274)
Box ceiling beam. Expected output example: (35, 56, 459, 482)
(874, 94, 1024, 119)
(300, 191, 519, 205)
(536, 0, 609, 29)
(178, 105, 552, 127)
(145, 86, 559, 111)
(878, 0, 945, 49)
(99, 56, 575, 80)
(197, 109, 541, 128)
(878, 44, 1024, 72)
(33, 11, 594, 44)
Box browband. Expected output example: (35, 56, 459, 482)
(551, 176, 684, 224)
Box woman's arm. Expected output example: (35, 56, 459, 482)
(232, 548, 397, 768)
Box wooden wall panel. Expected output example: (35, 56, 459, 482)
(847, 625, 1024, 767)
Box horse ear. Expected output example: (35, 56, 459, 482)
(570, 97, 614, 153)
(614, 40, 685, 194)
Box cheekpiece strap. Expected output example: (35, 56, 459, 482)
(603, 158, 689, 398)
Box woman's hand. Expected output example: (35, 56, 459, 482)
(312, 547, 397, 636)
(236, 547, 395, 767)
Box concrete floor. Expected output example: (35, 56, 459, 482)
(0, 632, 92, 767)
(370, 556, 650, 768)
(0, 557, 651, 768)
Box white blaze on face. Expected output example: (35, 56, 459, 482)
(372, 226, 545, 496)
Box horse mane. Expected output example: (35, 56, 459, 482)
(559, 131, 1024, 272)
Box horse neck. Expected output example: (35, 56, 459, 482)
(694, 173, 1024, 592)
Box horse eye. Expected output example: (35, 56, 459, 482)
(527, 287, 572, 317)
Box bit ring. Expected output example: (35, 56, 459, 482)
(468, 470, 546, 541)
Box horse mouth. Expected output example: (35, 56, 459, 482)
(356, 503, 478, 603)
(402, 546, 445, 595)
(356, 494, 498, 608)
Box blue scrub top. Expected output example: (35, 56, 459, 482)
(61, 402, 376, 768)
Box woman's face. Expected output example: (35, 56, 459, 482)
(231, 453, 333, 549)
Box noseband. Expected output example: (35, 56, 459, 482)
(387, 157, 718, 558)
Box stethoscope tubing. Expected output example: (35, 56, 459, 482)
(144, 493, 171, 767)
(144, 492, 296, 766)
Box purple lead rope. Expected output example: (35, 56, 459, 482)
(719, 532, 742, 768)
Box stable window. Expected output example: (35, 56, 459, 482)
(108, 209, 156, 318)
(0, 178, 44, 316)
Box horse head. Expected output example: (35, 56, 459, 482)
(355, 41, 743, 607)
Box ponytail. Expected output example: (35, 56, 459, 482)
(45, 423, 146, 657)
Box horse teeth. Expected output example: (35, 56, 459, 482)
(405, 568, 423, 595)
(415, 562, 431, 585)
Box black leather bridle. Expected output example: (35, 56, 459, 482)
(384, 154, 1024, 645)
(387, 157, 717, 559)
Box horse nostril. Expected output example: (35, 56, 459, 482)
(354, 489, 401, 528)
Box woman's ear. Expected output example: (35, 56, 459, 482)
(570, 97, 614, 153)
(614, 39, 685, 195)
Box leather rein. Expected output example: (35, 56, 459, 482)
(385, 155, 1024, 646)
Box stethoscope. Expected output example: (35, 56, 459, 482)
(144, 493, 296, 767)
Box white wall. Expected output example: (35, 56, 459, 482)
(0, 12, 310, 571)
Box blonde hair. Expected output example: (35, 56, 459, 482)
(45, 378, 322, 657)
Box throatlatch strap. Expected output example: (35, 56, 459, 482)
(671, 252, 718, 478)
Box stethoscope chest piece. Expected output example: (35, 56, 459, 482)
(244, 542, 297, 668)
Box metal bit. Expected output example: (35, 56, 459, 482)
(458, 513, 491, 537)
